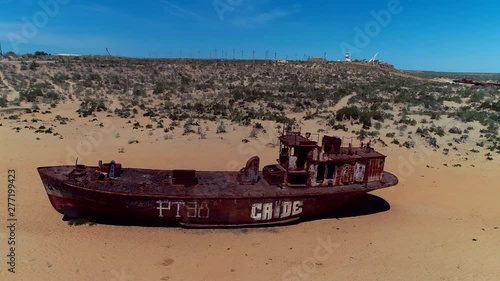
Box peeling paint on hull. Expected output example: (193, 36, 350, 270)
(38, 167, 398, 227)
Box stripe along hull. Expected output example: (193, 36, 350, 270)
(38, 168, 398, 227)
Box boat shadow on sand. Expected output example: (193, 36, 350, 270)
(62, 194, 390, 229)
(305, 193, 391, 223)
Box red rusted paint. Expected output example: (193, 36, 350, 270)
(37, 131, 398, 227)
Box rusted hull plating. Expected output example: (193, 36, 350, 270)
(38, 168, 398, 227)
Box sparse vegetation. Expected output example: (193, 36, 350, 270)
(183, 118, 196, 135)
(67, 218, 95, 226)
(0, 96, 8, 107)
(128, 138, 139, 144)
(249, 128, 259, 138)
(449, 127, 463, 134)
(0, 56, 498, 164)
(197, 127, 206, 139)
(216, 121, 227, 134)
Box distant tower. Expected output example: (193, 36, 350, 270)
(0, 42, 3, 57)
(345, 53, 352, 62)
(369, 52, 379, 64)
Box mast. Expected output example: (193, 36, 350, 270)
(369, 52, 379, 64)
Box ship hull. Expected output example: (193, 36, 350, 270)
(38, 168, 398, 227)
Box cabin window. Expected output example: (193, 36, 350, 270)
(324, 144, 332, 153)
(289, 174, 308, 185)
(316, 164, 325, 182)
(279, 146, 289, 164)
(296, 148, 309, 169)
(327, 163, 335, 179)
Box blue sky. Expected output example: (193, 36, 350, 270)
(0, 0, 499, 72)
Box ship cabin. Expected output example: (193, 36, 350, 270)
(262, 131, 386, 188)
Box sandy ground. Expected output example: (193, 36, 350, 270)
(0, 102, 499, 281)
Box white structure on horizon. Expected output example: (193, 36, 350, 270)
(54, 53, 82, 57)
(369, 52, 379, 64)
(345, 53, 352, 62)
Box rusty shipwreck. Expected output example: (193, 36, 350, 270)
(37, 130, 398, 227)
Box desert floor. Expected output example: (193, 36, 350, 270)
(0, 102, 499, 281)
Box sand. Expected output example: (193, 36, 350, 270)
(0, 102, 499, 281)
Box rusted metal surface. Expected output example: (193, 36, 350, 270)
(172, 170, 198, 186)
(237, 156, 260, 185)
(37, 131, 398, 227)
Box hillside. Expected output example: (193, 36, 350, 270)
(0, 56, 499, 163)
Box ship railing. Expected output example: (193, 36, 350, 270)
(283, 128, 320, 146)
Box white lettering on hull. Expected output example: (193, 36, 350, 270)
(156, 200, 210, 219)
(251, 200, 303, 221)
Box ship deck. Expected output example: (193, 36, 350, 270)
(38, 166, 398, 199)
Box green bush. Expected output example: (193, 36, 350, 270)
(0, 96, 8, 107)
(448, 127, 462, 134)
(336, 106, 360, 121)
(216, 121, 227, 134)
